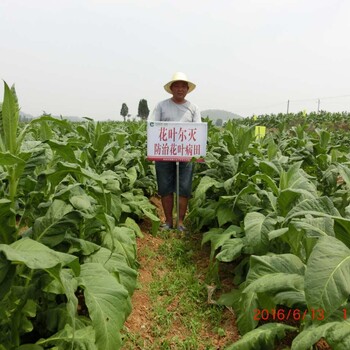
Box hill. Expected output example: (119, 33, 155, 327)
(201, 109, 242, 121)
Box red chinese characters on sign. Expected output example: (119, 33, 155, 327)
(154, 126, 200, 157)
(147, 121, 207, 162)
(158, 127, 197, 142)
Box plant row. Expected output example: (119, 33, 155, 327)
(0, 83, 158, 350)
(189, 117, 350, 349)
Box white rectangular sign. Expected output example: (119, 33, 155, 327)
(147, 121, 207, 162)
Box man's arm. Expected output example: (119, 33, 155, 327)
(148, 103, 161, 121)
(192, 104, 202, 122)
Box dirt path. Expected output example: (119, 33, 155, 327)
(122, 196, 239, 349)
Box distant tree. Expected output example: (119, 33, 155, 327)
(138, 99, 150, 121)
(120, 103, 129, 122)
(215, 118, 223, 127)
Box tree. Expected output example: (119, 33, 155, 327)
(120, 103, 128, 122)
(138, 99, 150, 121)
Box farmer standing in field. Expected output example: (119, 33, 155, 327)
(149, 72, 202, 231)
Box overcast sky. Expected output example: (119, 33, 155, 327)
(1, 0, 349, 120)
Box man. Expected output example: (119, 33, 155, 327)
(149, 72, 202, 231)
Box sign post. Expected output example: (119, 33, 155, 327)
(147, 121, 207, 229)
(176, 161, 180, 229)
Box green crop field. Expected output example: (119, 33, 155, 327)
(1, 82, 350, 349)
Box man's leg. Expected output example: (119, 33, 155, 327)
(155, 161, 175, 227)
(178, 162, 194, 228)
(161, 193, 174, 227)
(178, 195, 188, 226)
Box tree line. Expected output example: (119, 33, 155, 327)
(120, 99, 149, 122)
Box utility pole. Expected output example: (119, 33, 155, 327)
(287, 100, 290, 114)
(317, 99, 320, 113)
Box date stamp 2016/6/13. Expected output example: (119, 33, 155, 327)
(253, 308, 325, 321)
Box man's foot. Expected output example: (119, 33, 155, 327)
(178, 225, 187, 232)
(160, 223, 173, 230)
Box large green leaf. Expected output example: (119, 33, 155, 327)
(267, 228, 289, 240)
(244, 212, 275, 254)
(17, 115, 73, 148)
(333, 217, 350, 249)
(95, 141, 119, 167)
(0, 198, 14, 245)
(40, 161, 107, 190)
(244, 273, 304, 296)
(226, 323, 296, 350)
(0, 237, 79, 273)
(44, 268, 79, 332)
(285, 197, 350, 247)
(291, 216, 335, 237)
(216, 237, 245, 262)
(66, 236, 100, 256)
(305, 236, 350, 317)
(247, 254, 305, 284)
(122, 217, 143, 238)
(0, 152, 25, 166)
(243, 254, 306, 309)
(0, 199, 12, 218)
(337, 163, 350, 188)
(69, 194, 93, 211)
(102, 172, 121, 195)
(285, 197, 340, 222)
(193, 175, 223, 201)
(126, 166, 137, 187)
(45, 140, 78, 164)
(279, 161, 316, 195)
(102, 226, 137, 268)
(277, 162, 318, 215)
(141, 209, 160, 235)
(78, 263, 131, 350)
(1, 82, 19, 154)
(0, 255, 15, 299)
(272, 290, 306, 307)
(252, 173, 279, 195)
(202, 225, 241, 261)
(236, 290, 260, 335)
(33, 199, 81, 247)
(259, 160, 281, 177)
(278, 189, 316, 216)
(216, 200, 236, 227)
(232, 184, 257, 209)
(291, 320, 350, 350)
(37, 324, 97, 350)
(85, 247, 137, 295)
(222, 154, 240, 175)
(258, 189, 278, 212)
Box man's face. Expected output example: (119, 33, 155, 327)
(170, 81, 189, 101)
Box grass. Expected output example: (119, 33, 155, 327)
(122, 230, 229, 349)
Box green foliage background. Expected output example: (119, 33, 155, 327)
(0, 83, 158, 350)
(191, 113, 350, 349)
(2, 80, 350, 349)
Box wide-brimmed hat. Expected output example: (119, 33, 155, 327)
(164, 72, 196, 94)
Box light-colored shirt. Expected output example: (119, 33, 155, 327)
(149, 98, 201, 122)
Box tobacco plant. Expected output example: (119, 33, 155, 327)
(0, 82, 158, 349)
(191, 117, 350, 349)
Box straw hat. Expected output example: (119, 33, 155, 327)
(164, 72, 196, 94)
